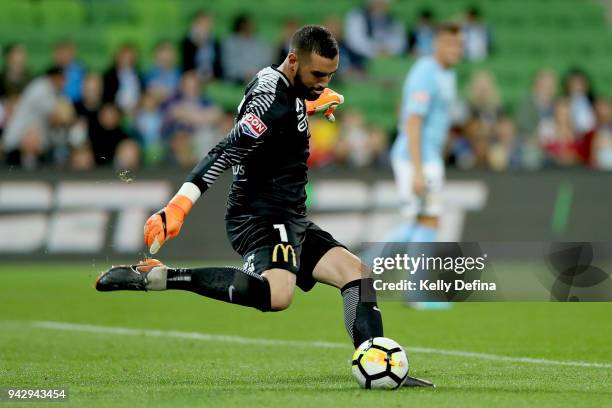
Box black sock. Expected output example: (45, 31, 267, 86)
(166, 266, 271, 312)
(341, 278, 384, 348)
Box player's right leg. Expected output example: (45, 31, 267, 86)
(386, 158, 445, 242)
(96, 215, 300, 312)
(261, 268, 295, 310)
(386, 156, 418, 242)
(96, 260, 295, 312)
(383, 158, 448, 309)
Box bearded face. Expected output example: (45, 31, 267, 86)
(294, 68, 324, 101)
(292, 52, 339, 101)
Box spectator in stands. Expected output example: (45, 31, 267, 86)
(335, 109, 387, 167)
(0, 43, 31, 151)
(308, 115, 340, 168)
(103, 43, 142, 115)
(47, 98, 78, 166)
(181, 10, 222, 81)
(114, 138, 140, 170)
(2, 67, 67, 169)
(221, 14, 273, 84)
(145, 40, 181, 103)
(135, 91, 163, 164)
(70, 142, 94, 170)
(462, 6, 493, 62)
(52, 40, 85, 103)
(488, 115, 520, 170)
(465, 70, 504, 166)
(344, 0, 406, 60)
(161, 71, 222, 166)
(89, 103, 138, 168)
(74, 72, 103, 136)
(366, 125, 389, 167)
(516, 69, 557, 143)
(322, 16, 367, 78)
(563, 68, 596, 134)
(591, 98, 612, 170)
(0, 43, 32, 99)
(542, 98, 578, 166)
(70, 72, 104, 170)
(408, 9, 435, 57)
(562, 68, 597, 164)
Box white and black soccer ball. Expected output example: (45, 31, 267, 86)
(351, 337, 409, 389)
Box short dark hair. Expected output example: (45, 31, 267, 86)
(467, 6, 481, 18)
(434, 22, 461, 36)
(3, 42, 24, 58)
(54, 39, 74, 50)
(191, 9, 211, 22)
(232, 13, 251, 33)
(419, 8, 434, 20)
(289, 25, 338, 59)
(46, 65, 64, 77)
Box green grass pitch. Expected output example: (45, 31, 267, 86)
(1, 263, 611, 407)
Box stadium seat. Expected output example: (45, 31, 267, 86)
(368, 57, 415, 82)
(39, 0, 85, 28)
(0, 0, 36, 27)
(1, 0, 610, 112)
(132, 0, 181, 27)
(87, 0, 134, 25)
(105, 25, 154, 60)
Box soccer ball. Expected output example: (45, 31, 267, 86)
(351, 337, 409, 389)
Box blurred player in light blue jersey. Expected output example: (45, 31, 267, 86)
(389, 23, 462, 309)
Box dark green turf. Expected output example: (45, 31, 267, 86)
(0, 263, 610, 407)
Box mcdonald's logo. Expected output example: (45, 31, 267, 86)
(272, 243, 297, 267)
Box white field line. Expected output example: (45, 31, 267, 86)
(28, 320, 612, 369)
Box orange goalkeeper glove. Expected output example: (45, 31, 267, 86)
(144, 195, 193, 254)
(305, 88, 344, 122)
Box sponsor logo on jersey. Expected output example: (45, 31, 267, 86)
(272, 243, 297, 267)
(240, 113, 268, 138)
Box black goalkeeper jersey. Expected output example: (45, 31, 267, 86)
(186, 66, 310, 218)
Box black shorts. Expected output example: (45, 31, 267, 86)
(226, 215, 346, 292)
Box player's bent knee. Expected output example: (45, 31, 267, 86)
(314, 247, 365, 289)
(269, 288, 293, 311)
(262, 268, 296, 311)
(337, 253, 364, 288)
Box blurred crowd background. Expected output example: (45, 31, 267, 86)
(1, 0, 612, 172)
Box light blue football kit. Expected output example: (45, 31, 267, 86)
(389, 56, 456, 242)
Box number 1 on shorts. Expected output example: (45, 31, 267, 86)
(273, 224, 288, 242)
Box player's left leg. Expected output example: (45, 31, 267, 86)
(308, 243, 434, 387)
(312, 246, 384, 348)
(405, 162, 450, 310)
(295, 224, 383, 348)
(384, 155, 418, 242)
(410, 161, 445, 242)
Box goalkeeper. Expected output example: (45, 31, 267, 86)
(96, 25, 431, 387)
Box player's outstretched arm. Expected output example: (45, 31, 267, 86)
(144, 92, 284, 254)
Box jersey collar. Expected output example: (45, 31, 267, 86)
(271, 64, 291, 87)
